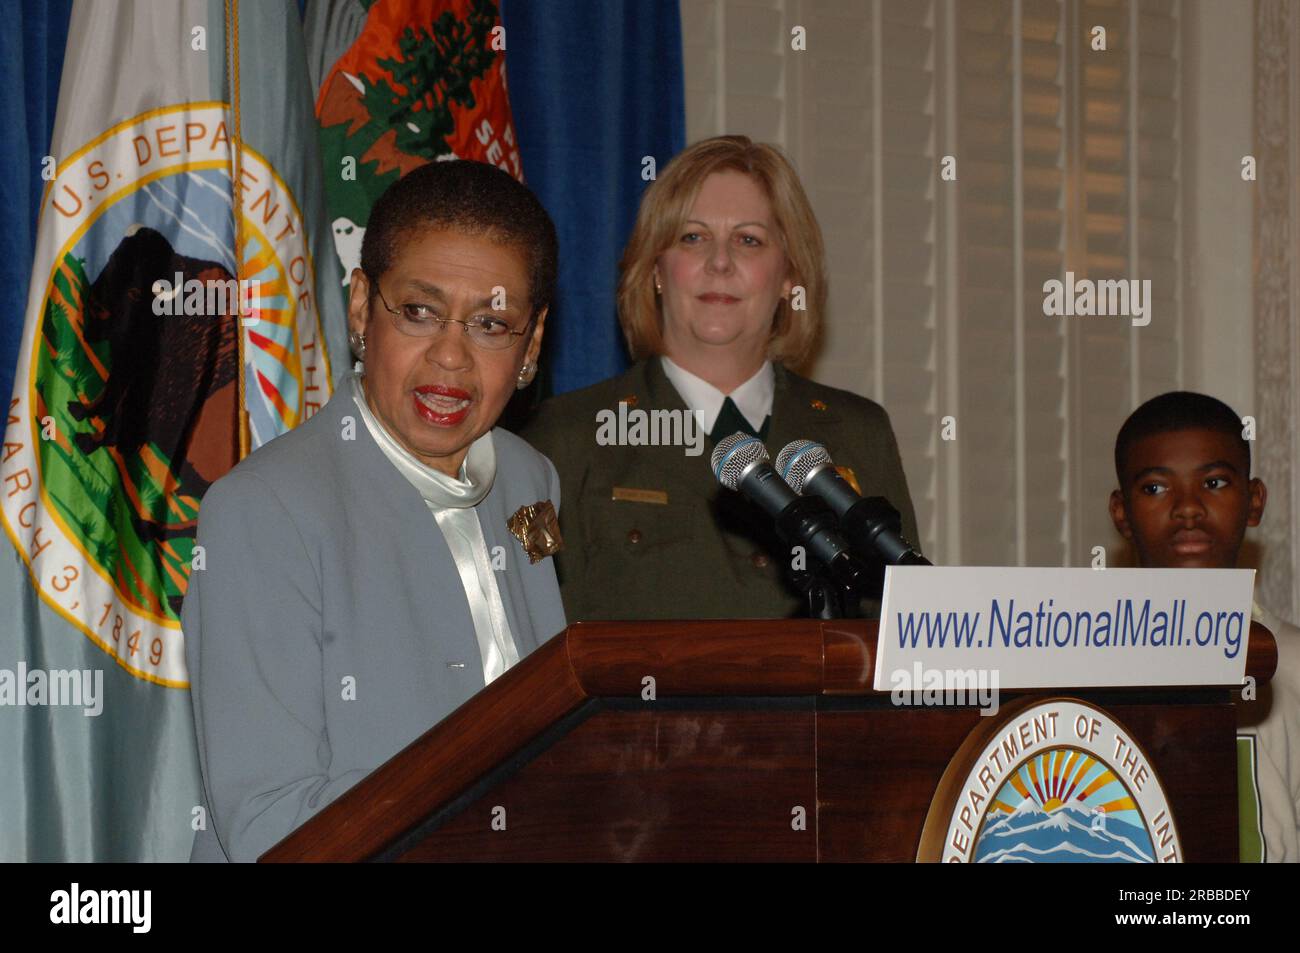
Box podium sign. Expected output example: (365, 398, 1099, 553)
(875, 567, 1255, 691)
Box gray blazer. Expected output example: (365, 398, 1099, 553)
(183, 387, 566, 862)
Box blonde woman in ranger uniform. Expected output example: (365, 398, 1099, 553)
(521, 135, 919, 621)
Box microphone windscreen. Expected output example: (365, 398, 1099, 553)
(776, 440, 832, 494)
(711, 433, 768, 490)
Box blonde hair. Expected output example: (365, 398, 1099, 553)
(617, 135, 827, 369)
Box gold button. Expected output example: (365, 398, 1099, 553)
(751, 551, 770, 569)
(627, 529, 643, 544)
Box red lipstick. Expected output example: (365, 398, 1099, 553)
(412, 384, 472, 427)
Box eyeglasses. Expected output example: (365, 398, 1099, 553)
(370, 280, 534, 351)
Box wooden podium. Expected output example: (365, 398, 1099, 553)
(260, 619, 1278, 862)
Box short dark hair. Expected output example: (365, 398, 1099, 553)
(360, 160, 558, 317)
(1114, 391, 1250, 484)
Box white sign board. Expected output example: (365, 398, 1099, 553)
(873, 567, 1255, 691)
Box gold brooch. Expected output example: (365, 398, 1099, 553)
(810, 399, 827, 411)
(507, 500, 564, 564)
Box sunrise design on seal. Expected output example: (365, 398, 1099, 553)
(973, 747, 1155, 863)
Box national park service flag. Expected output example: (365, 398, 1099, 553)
(305, 0, 522, 297)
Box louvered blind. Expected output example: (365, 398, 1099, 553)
(680, 0, 1184, 567)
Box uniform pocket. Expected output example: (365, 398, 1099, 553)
(569, 497, 701, 619)
(589, 497, 697, 554)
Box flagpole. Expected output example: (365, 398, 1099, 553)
(225, 0, 251, 460)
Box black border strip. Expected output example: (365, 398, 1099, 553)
(817, 688, 1231, 711)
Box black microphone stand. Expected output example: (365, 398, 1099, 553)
(791, 564, 858, 619)
(772, 495, 873, 620)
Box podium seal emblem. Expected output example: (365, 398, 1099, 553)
(918, 697, 1181, 863)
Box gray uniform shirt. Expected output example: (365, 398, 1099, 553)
(182, 388, 566, 861)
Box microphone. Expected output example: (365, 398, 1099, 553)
(775, 439, 930, 566)
(710, 433, 873, 594)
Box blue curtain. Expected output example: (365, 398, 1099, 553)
(0, 0, 73, 410)
(500, 0, 685, 397)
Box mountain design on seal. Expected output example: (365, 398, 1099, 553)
(976, 799, 1155, 863)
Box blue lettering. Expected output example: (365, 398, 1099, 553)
(1122, 599, 1151, 647)
(989, 599, 1014, 648)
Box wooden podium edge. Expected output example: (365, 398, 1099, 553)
(261, 629, 591, 861)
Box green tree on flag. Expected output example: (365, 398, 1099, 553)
(313, 0, 521, 300)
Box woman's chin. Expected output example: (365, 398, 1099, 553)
(684, 324, 749, 349)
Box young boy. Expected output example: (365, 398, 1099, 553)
(1109, 391, 1300, 862)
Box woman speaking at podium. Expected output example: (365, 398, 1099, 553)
(182, 161, 567, 861)
(522, 135, 919, 621)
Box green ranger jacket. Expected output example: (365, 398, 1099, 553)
(518, 356, 920, 621)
